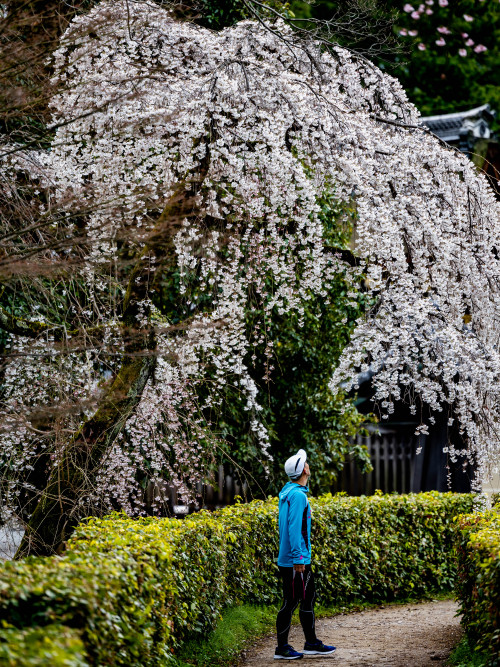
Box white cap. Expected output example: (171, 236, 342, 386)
(284, 449, 307, 479)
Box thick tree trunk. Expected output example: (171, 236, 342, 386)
(15, 250, 159, 557)
(15, 181, 201, 557)
(15, 353, 155, 557)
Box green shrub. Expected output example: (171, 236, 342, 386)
(0, 624, 88, 666)
(0, 492, 474, 666)
(455, 507, 500, 667)
(312, 491, 474, 600)
(448, 637, 489, 667)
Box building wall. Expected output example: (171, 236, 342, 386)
(483, 472, 500, 497)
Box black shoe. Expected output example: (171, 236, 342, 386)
(303, 640, 336, 655)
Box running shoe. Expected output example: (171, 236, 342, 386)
(274, 644, 304, 660)
(303, 640, 336, 655)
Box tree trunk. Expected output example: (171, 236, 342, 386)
(15, 180, 201, 557)
(15, 353, 155, 557)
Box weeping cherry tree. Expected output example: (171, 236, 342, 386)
(0, 0, 499, 556)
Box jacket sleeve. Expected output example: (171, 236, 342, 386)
(288, 492, 307, 564)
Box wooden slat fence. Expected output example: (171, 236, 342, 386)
(146, 426, 426, 515)
(331, 426, 426, 495)
(144, 466, 251, 516)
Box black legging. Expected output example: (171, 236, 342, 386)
(276, 565, 318, 647)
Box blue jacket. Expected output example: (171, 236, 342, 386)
(277, 481, 311, 567)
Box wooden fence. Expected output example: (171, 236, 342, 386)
(146, 425, 429, 516)
(145, 466, 251, 516)
(331, 426, 427, 495)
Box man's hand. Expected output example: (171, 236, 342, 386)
(293, 563, 305, 572)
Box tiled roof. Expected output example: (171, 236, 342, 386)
(420, 104, 494, 143)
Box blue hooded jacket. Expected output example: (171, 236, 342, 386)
(277, 481, 311, 567)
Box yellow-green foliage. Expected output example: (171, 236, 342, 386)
(0, 625, 88, 666)
(0, 492, 474, 666)
(455, 507, 500, 666)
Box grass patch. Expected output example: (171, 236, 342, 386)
(174, 593, 455, 667)
(448, 638, 489, 667)
(173, 604, 278, 667)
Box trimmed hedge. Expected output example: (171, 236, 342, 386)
(455, 507, 500, 666)
(0, 625, 87, 667)
(0, 492, 474, 666)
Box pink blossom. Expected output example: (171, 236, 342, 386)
(425, 0, 434, 4)
(411, 11, 421, 18)
(403, 3, 415, 11)
(463, 14, 474, 22)
(459, 48, 467, 56)
(399, 28, 408, 36)
(417, 42, 426, 50)
(474, 44, 487, 53)
(408, 29, 418, 36)
(438, 0, 448, 6)
(465, 38, 474, 47)
(425, 8, 433, 14)
(437, 26, 451, 34)
(461, 33, 468, 39)
(435, 37, 446, 46)
(418, 3, 425, 10)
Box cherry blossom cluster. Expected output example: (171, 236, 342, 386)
(401, 0, 490, 56)
(0, 335, 105, 522)
(93, 354, 213, 515)
(2, 0, 499, 515)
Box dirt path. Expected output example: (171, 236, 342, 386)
(242, 600, 462, 667)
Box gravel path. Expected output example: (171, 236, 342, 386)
(242, 600, 462, 667)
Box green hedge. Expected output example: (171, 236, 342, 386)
(0, 492, 474, 666)
(0, 625, 87, 667)
(455, 507, 500, 666)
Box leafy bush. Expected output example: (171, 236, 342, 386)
(0, 625, 87, 667)
(455, 507, 500, 666)
(0, 492, 474, 666)
(449, 637, 489, 667)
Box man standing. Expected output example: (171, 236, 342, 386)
(274, 449, 336, 660)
